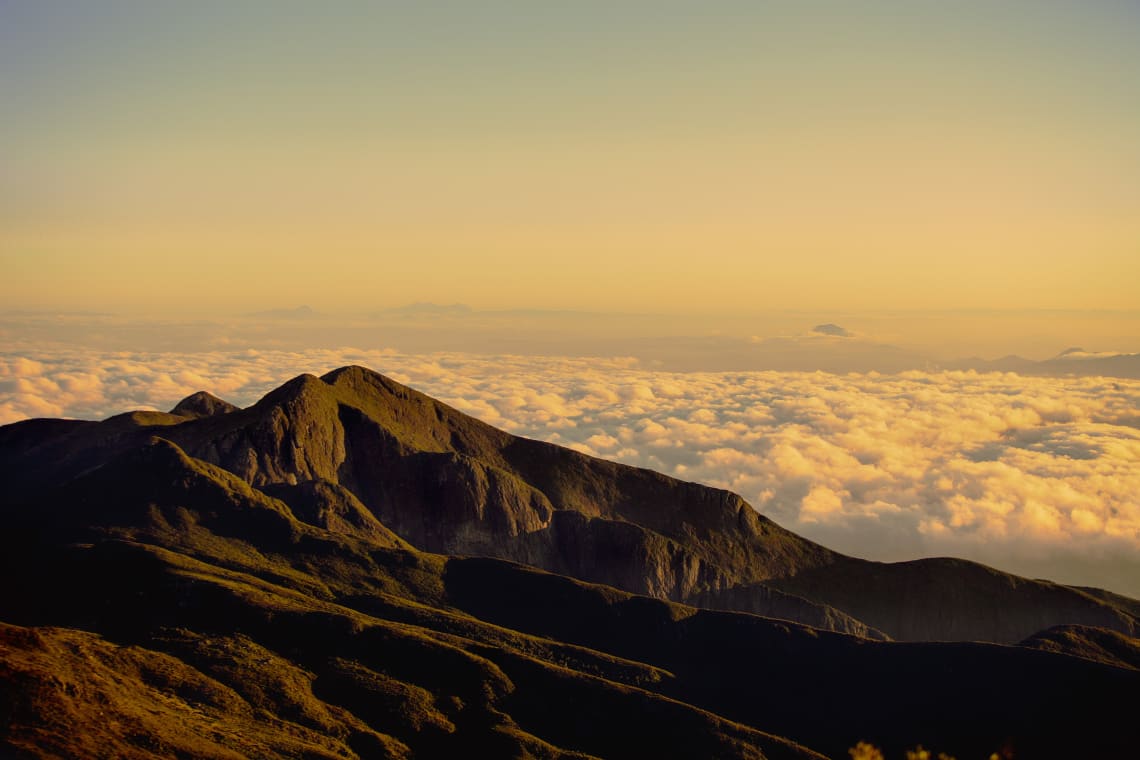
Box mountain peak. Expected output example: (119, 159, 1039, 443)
(812, 323, 852, 338)
(251, 372, 329, 410)
(320, 364, 385, 386)
(170, 391, 239, 419)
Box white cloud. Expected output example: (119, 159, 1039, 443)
(3, 347, 1140, 596)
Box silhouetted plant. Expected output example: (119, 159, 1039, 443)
(850, 743, 1007, 760)
(849, 742, 884, 760)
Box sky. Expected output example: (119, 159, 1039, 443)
(2, 3, 1139, 596)
(2, 1, 1139, 316)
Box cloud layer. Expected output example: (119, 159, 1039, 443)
(4, 347, 1139, 596)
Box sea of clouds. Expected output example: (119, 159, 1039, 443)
(3, 347, 1138, 596)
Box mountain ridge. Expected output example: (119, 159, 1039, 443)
(188, 366, 1140, 642)
(3, 365, 1135, 645)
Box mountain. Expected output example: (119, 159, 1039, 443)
(246, 305, 320, 319)
(10, 365, 1129, 644)
(1039, 350, 1140, 378)
(947, 350, 1140, 379)
(2, 366, 1139, 758)
(378, 302, 474, 317)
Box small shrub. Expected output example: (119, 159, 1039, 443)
(850, 743, 1005, 760)
(849, 742, 884, 760)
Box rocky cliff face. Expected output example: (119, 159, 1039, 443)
(153, 367, 868, 635)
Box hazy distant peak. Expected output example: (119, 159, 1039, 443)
(246, 305, 317, 319)
(812, 323, 852, 338)
(1053, 347, 1132, 361)
(386, 302, 473, 316)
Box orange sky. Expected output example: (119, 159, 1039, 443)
(2, 2, 1139, 316)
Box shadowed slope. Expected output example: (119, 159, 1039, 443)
(765, 556, 1138, 643)
(1022, 624, 1140, 671)
(443, 556, 1140, 759)
(0, 437, 825, 760)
